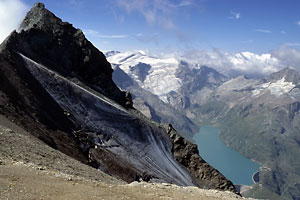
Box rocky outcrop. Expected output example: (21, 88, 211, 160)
(166, 124, 238, 194)
(1, 2, 128, 108)
(167, 62, 228, 110)
(130, 62, 151, 82)
(266, 67, 300, 85)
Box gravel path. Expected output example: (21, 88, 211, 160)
(0, 161, 247, 200)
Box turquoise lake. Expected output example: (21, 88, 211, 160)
(193, 126, 260, 185)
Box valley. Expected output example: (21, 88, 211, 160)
(108, 51, 300, 200)
(193, 126, 261, 186)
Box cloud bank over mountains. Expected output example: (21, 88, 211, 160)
(116, 0, 194, 30)
(181, 47, 300, 78)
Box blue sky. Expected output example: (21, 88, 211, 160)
(1, 0, 300, 76)
(10, 0, 299, 54)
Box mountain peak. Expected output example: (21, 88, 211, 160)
(34, 2, 45, 8)
(200, 65, 219, 74)
(278, 66, 296, 73)
(267, 67, 300, 84)
(1, 2, 129, 107)
(19, 2, 64, 32)
(105, 50, 121, 57)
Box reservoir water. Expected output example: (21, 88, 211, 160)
(193, 126, 260, 185)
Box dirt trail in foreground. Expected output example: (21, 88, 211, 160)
(0, 161, 246, 200)
(0, 115, 249, 200)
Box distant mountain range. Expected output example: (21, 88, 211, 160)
(107, 50, 300, 200)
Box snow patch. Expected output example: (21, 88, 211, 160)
(268, 78, 295, 96)
(252, 77, 295, 97)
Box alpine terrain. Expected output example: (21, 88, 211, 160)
(0, 2, 242, 200)
(108, 51, 300, 200)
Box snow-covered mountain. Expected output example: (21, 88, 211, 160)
(228, 52, 281, 75)
(107, 51, 181, 103)
(181, 50, 285, 78)
(107, 51, 226, 136)
(107, 51, 227, 105)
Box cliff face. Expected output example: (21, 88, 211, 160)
(0, 2, 236, 194)
(166, 125, 236, 192)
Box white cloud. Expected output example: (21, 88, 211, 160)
(271, 46, 300, 70)
(229, 52, 281, 75)
(83, 29, 98, 35)
(284, 43, 300, 46)
(298, 21, 300, 26)
(0, 0, 28, 44)
(69, 0, 83, 7)
(97, 35, 128, 38)
(135, 33, 160, 44)
(242, 39, 254, 43)
(115, 0, 194, 30)
(255, 29, 272, 33)
(181, 48, 285, 77)
(177, 0, 193, 7)
(229, 11, 240, 20)
(83, 29, 128, 38)
(181, 46, 300, 77)
(281, 30, 286, 34)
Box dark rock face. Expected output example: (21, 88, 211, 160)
(2, 2, 127, 107)
(166, 125, 237, 194)
(266, 67, 300, 85)
(130, 62, 151, 82)
(176, 63, 228, 94)
(112, 65, 134, 89)
(288, 102, 300, 120)
(176, 64, 227, 93)
(167, 62, 228, 110)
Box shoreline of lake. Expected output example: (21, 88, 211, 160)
(252, 171, 259, 183)
(193, 126, 261, 186)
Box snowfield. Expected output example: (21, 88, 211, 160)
(252, 77, 295, 97)
(107, 51, 181, 102)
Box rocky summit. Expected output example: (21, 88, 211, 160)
(0, 2, 238, 198)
